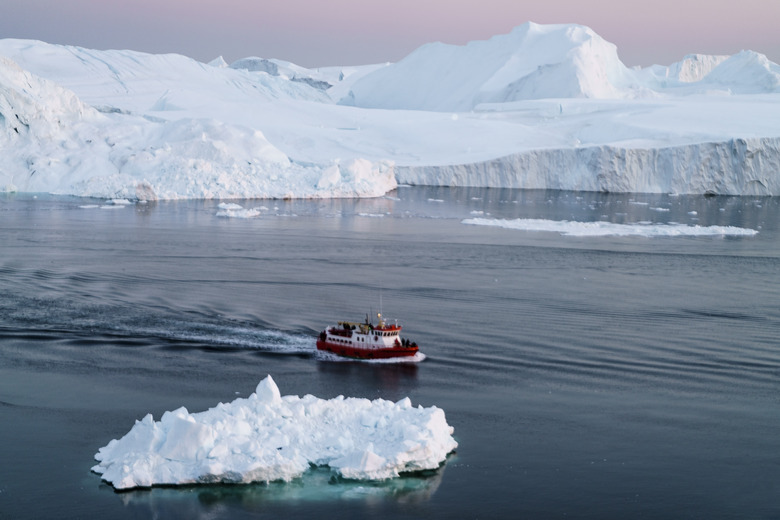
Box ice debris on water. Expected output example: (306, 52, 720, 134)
(216, 202, 262, 218)
(462, 217, 758, 237)
(91, 375, 458, 490)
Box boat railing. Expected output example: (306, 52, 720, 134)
(329, 327, 352, 338)
(373, 325, 402, 331)
(332, 320, 402, 336)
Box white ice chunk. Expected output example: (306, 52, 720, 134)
(254, 374, 282, 404)
(330, 445, 391, 480)
(216, 203, 262, 218)
(217, 202, 244, 211)
(92, 375, 457, 489)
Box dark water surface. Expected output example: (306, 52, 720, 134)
(1, 188, 779, 519)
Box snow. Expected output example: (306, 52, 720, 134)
(92, 375, 457, 490)
(462, 218, 759, 237)
(2, 22, 780, 198)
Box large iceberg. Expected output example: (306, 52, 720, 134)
(91, 376, 457, 490)
(0, 52, 395, 200)
(2, 22, 780, 198)
(339, 23, 643, 111)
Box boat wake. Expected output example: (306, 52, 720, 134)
(315, 350, 427, 364)
(161, 324, 315, 354)
(0, 285, 421, 359)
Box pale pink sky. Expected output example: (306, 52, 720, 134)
(2, 0, 779, 67)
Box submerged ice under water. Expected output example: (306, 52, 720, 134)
(1, 187, 779, 519)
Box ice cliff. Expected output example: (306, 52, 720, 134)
(397, 137, 780, 196)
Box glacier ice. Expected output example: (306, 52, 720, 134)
(2, 22, 780, 198)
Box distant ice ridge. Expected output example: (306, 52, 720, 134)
(664, 54, 729, 83)
(340, 22, 642, 111)
(2, 22, 780, 198)
(92, 376, 457, 490)
(339, 23, 780, 111)
(463, 218, 758, 237)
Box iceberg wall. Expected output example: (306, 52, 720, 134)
(397, 137, 780, 196)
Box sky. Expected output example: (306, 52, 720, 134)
(2, 0, 779, 68)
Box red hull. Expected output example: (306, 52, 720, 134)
(316, 339, 418, 359)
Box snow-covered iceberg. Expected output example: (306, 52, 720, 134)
(91, 376, 457, 490)
(339, 22, 643, 111)
(0, 51, 395, 200)
(2, 22, 780, 198)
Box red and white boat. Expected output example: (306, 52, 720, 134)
(317, 313, 419, 359)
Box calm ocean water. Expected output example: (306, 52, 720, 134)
(1, 188, 778, 519)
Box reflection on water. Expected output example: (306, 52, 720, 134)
(316, 356, 420, 399)
(112, 463, 449, 517)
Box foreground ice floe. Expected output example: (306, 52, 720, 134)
(462, 217, 759, 237)
(92, 376, 457, 490)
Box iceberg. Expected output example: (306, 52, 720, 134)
(0, 52, 395, 200)
(91, 376, 458, 490)
(2, 22, 780, 198)
(339, 22, 642, 111)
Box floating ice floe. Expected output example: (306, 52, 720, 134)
(216, 202, 262, 218)
(92, 375, 457, 490)
(462, 217, 758, 237)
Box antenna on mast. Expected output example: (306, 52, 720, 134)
(376, 283, 385, 327)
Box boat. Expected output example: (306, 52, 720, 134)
(316, 313, 419, 359)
